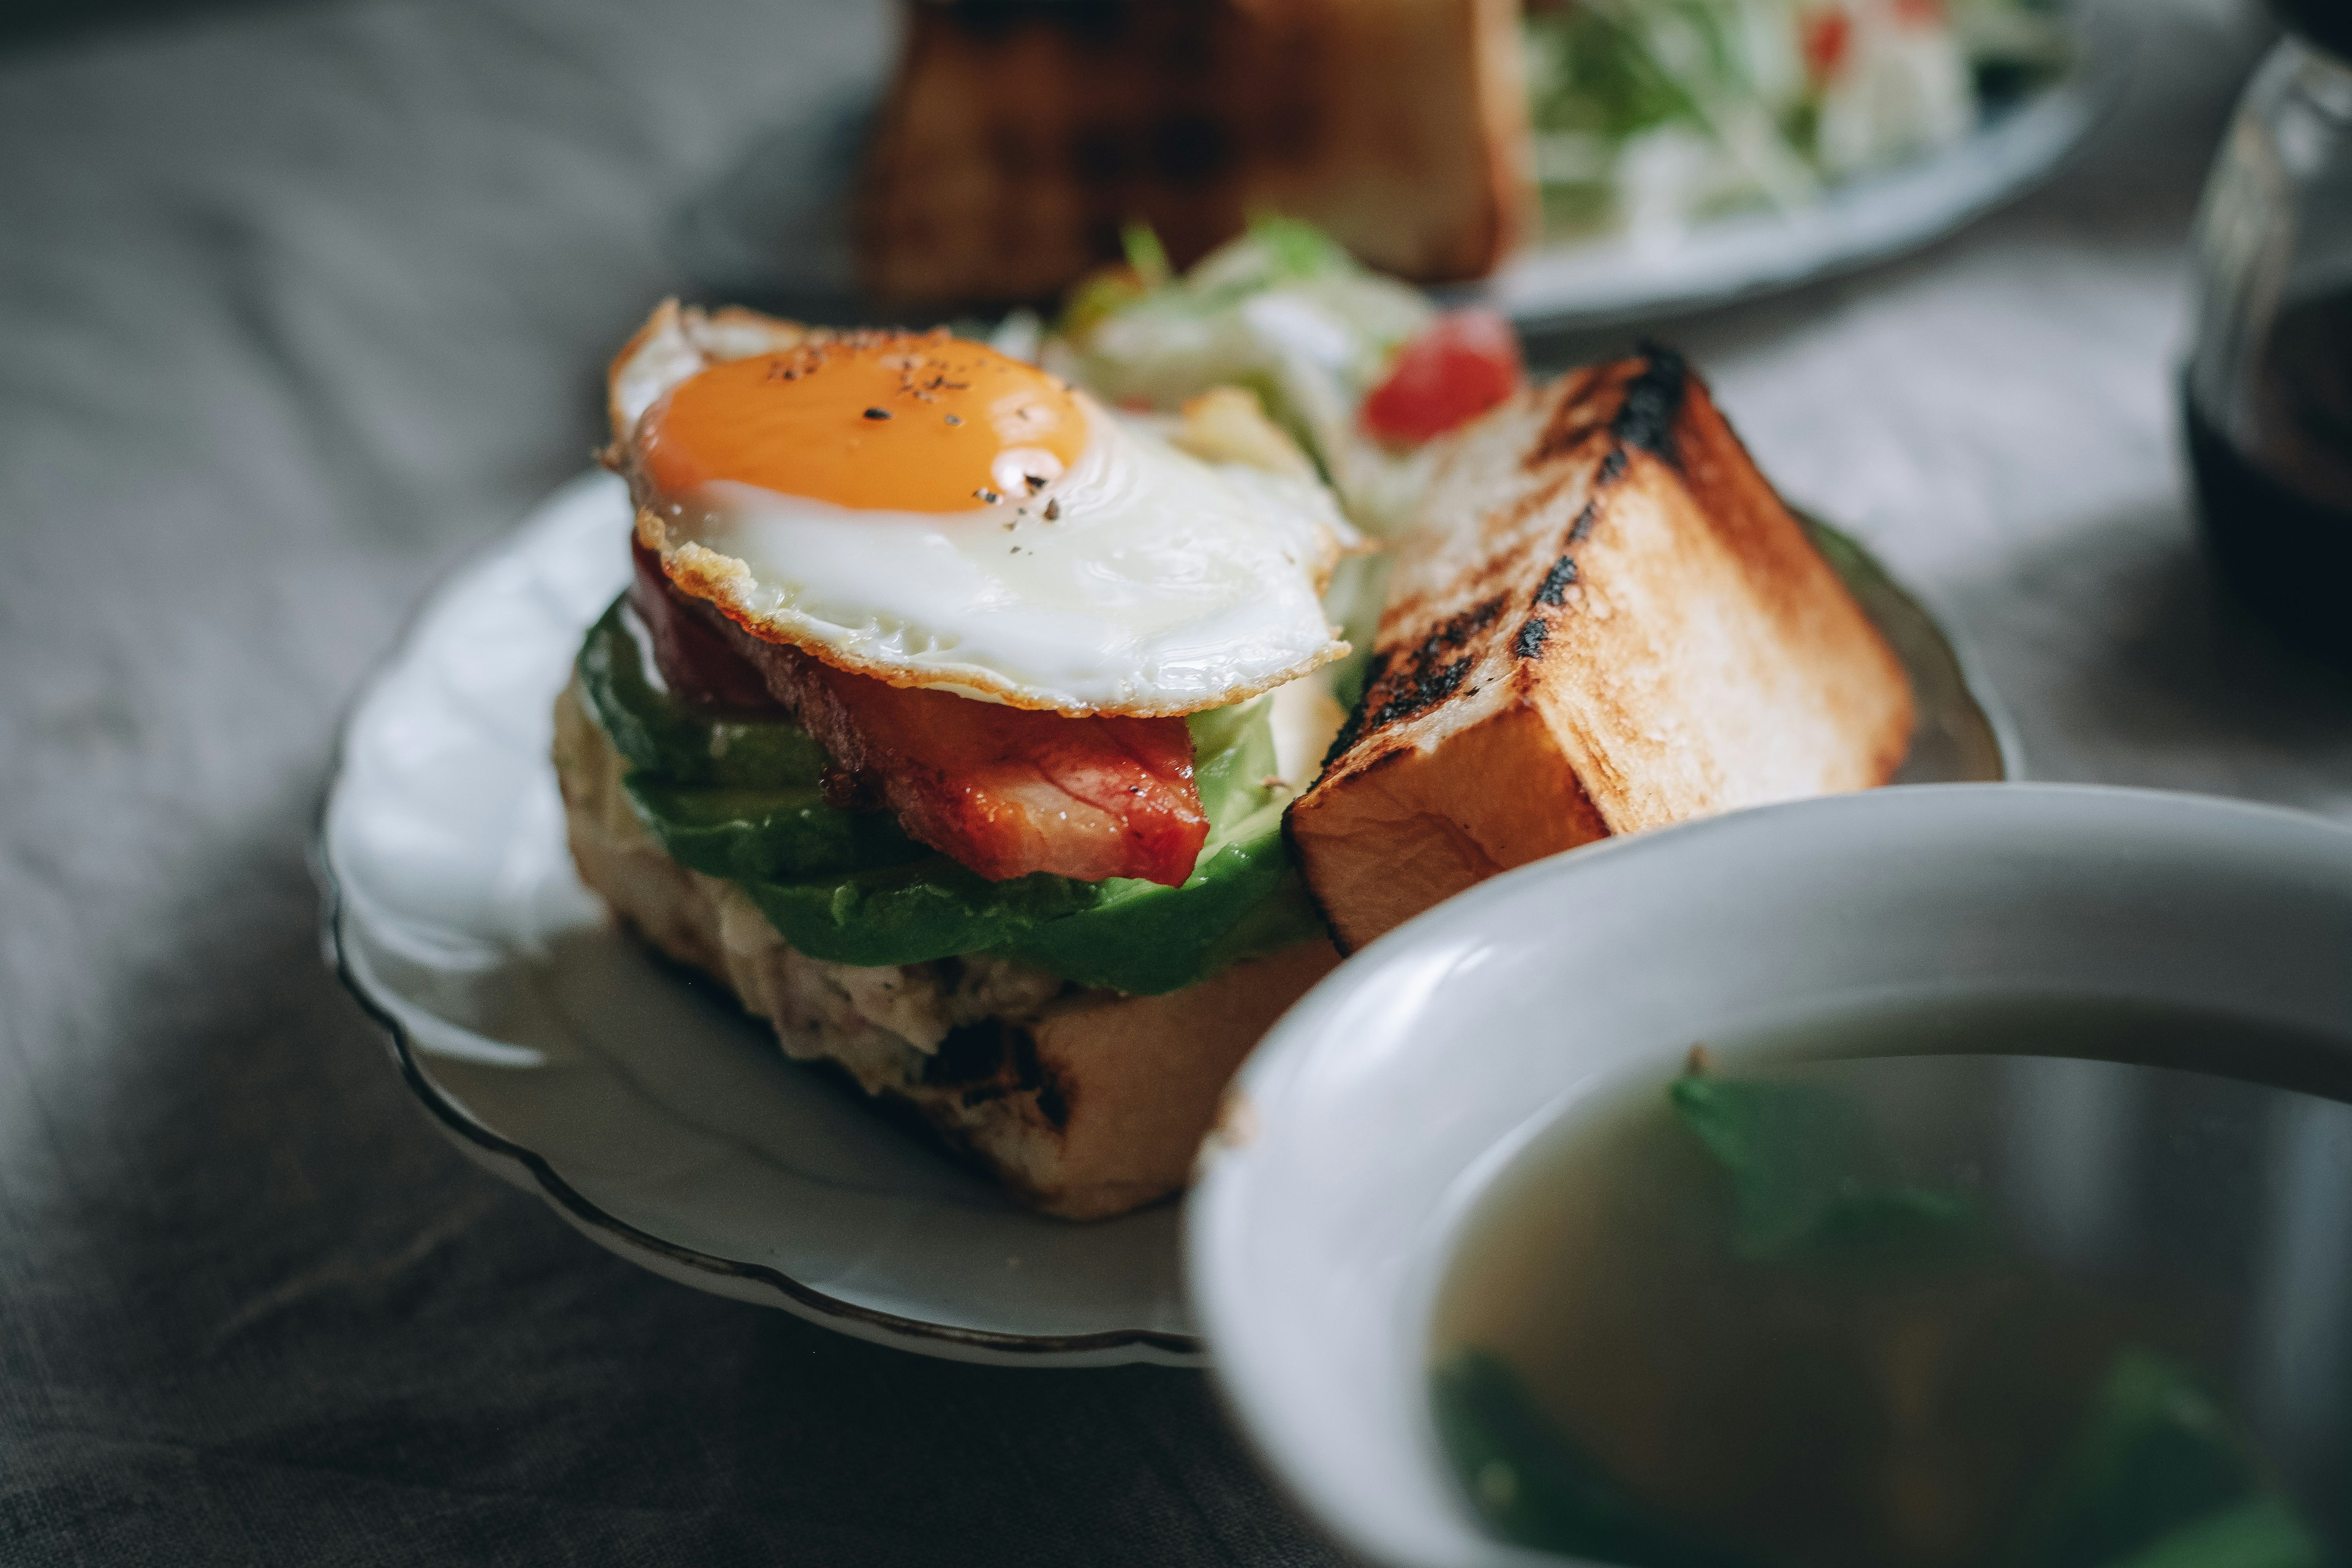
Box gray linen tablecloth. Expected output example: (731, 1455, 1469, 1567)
(2, 1, 2343, 1562)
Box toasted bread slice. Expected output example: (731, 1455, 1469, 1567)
(554, 679, 1337, 1220)
(856, 0, 1533, 308)
(1287, 347, 1915, 952)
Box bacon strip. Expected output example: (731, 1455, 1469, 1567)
(628, 544, 1210, 887)
(628, 544, 777, 711)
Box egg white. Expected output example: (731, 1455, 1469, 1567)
(639, 395, 1361, 717)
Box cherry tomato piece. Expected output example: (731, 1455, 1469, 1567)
(1360, 307, 1525, 446)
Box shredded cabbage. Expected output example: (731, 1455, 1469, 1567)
(1523, 0, 2070, 240)
(1046, 217, 1439, 544)
(1048, 219, 1460, 704)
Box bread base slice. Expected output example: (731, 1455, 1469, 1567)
(553, 681, 1336, 1220)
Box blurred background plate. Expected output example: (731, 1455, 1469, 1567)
(1467, 9, 2130, 332)
(669, 1, 2127, 332)
(316, 473, 2012, 1367)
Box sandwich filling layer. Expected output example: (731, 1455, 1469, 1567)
(571, 595, 1325, 997)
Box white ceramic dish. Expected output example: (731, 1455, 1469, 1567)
(1462, 6, 2128, 333)
(319, 471, 2010, 1366)
(1186, 784, 2352, 1567)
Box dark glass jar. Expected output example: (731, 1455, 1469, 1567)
(2182, 4, 2352, 664)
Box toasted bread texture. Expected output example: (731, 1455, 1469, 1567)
(553, 679, 1338, 1220)
(1287, 347, 1915, 952)
(855, 0, 1533, 308)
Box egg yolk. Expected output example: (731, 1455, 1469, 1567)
(638, 330, 1089, 514)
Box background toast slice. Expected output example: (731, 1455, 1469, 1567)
(1287, 346, 1915, 952)
(856, 0, 1532, 309)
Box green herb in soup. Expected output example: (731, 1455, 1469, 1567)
(1667, 1073, 1980, 1262)
(1428, 1000, 2349, 1568)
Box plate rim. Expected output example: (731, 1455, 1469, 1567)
(1800, 511, 2027, 785)
(315, 477, 2016, 1366)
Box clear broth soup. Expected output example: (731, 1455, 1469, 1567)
(1429, 998, 2352, 1568)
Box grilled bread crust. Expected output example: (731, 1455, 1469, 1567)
(554, 679, 1337, 1221)
(1287, 347, 1915, 952)
(855, 0, 1534, 308)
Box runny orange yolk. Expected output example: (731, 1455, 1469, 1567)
(638, 330, 1090, 514)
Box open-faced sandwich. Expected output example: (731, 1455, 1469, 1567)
(560, 298, 1367, 1220)
(557, 227, 1912, 1220)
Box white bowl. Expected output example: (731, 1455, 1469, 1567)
(1186, 783, 2352, 1568)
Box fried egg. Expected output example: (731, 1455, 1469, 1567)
(609, 303, 1359, 717)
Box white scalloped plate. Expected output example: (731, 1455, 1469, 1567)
(317, 472, 2014, 1366)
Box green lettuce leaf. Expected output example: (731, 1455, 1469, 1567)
(573, 598, 1325, 994)
(1046, 216, 1436, 543)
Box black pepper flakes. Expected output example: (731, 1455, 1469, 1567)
(863, 407, 892, 421)
(1042, 499, 1060, 521)
(944, 413, 962, 426)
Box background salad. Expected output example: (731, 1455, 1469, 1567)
(1522, 0, 2073, 239)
